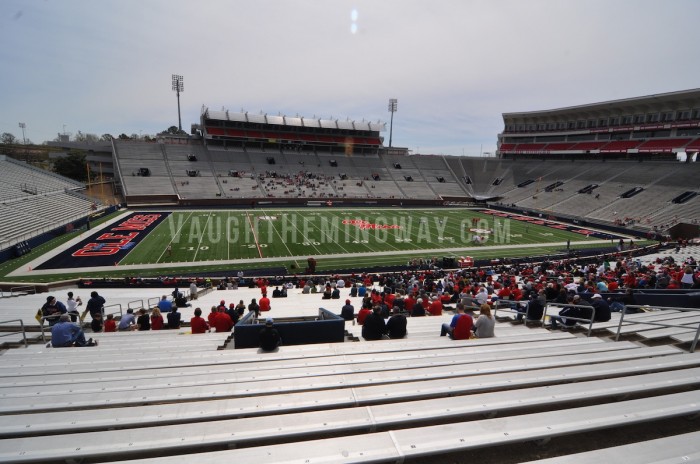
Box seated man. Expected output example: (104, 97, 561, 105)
(118, 308, 137, 331)
(550, 295, 593, 329)
(167, 306, 182, 329)
(516, 292, 544, 323)
(386, 312, 407, 339)
(51, 314, 97, 347)
(361, 306, 387, 341)
(590, 294, 611, 322)
(440, 304, 473, 339)
(259, 318, 281, 351)
(157, 295, 173, 313)
(340, 299, 355, 321)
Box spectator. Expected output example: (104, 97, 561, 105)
(235, 300, 246, 317)
(212, 307, 234, 332)
(189, 281, 198, 300)
(516, 292, 544, 323)
(550, 295, 592, 329)
(331, 287, 341, 299)
(441, 304, 472, 339)
(167, 306, 182, 329)
(322, 284, 332, 299)
(103, 313, 117, 333)
(82, 291, 106, 333)
(51, 314, 97, 347)
(590, 294, 611, 322)
(65, 292, 82, 322)
(608, 288, 636, 313)
(357, 306, 372, 325)
(259, 318, 281, 351)
(411, 298, 426, 317)
(474, 304, 495, 338)
(226, 303, 240, 325)
(190, 307, 209, 334)
(340, 299, 355, 321)
(150, 307, 164, 330)
(41, 296, 67, 326)
(272, 286, 282, 298)
(361, 306, 387, 341)
(259, 293, 271, 312)
(386, 312, 407, 339)
(136, 308, 151, 331)
(157, 295, 173, 313)
(208, 306, 219, 327)
(248, 298, 260, 318)
(428, 296, 443, 316)
(118, 308, 137, 331)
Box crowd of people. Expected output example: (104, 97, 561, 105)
(42, 242, 698, 348)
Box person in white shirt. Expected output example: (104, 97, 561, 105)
(65, 292, 82, 322)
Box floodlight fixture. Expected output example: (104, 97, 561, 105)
(18, 122, 26, 144)
(172, 74, 184, 132)
(388, 98, 397, 148)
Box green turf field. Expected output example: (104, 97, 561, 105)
(119, 208, 602, 268)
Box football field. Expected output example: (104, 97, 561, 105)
(117, 208, 613, 270)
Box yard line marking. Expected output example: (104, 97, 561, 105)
(245, 211, 264, 259)
(192, 212, 213, 262)
(259, 209, 299, 268)
(155, 211, 194, 264)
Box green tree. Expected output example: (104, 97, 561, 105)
(1, 132, 17, 144)
(53, 152, 87, 181)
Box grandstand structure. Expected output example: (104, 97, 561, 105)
(497, 88, 700, 159)
(0, 155, 109, 258)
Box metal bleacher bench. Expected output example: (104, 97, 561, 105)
(520, 430, 700, 463)
(0, 341, 674, 410)
(4, 390, 696, 464)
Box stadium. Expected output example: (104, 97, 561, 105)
(0, 88, 699, 463)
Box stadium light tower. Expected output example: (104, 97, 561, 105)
(18, 123, 26, 144)
(172, 74, 184, 132)
(388, 98, 397, 148)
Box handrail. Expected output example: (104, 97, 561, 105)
(9, 285, 35, 296)
(147, 297, 160, 308)
(0, 319, 28, 347)
(545, 302, 597, 337)
(614, 305, 700, 352)
(127, 300, 145, 312)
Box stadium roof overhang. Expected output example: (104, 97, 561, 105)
(203, 108, 386, 133)
(502, 88, 700, 122)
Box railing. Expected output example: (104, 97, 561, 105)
(147, 297, 161, 308)
(614, 305, 700, 353)
(127, 300, 146, 313)
(545, 303, 597, 336)
(493, 300, 596, 336)
(0, 319, 29, 347)
(9, 285, 36, 296)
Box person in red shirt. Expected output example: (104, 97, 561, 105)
(212, 308, 233, 332)
(259, 293, 271, 312)
(428, 297, 443, 316)
(103, 313, 117, 333)
(190, 308, 209, 334)
(207, 306, 218, 327)
(404, 294, 416, 313)
(150, 307, 164, 330)
(357, 307, 372, 325)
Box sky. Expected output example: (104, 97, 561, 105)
(1, 0, 700, 156)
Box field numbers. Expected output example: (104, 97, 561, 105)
(186, 246, 209, 251)
(302, 241, 321, 246)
